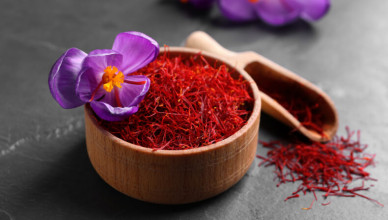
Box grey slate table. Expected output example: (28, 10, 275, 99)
(1, 0, 387, 219)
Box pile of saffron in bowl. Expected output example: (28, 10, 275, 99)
(96, 51, 254, 150)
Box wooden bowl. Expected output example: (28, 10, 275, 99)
(84, 47, 261, 204)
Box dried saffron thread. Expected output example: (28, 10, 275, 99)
(284, 194, 299, 201)
(97, 48, 254, 150)
(257, 127, 383, 209)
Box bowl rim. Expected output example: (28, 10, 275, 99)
(85, 47, 261, 156)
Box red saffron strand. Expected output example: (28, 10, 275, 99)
(257, 127, 382, 208)
(345, 191, 384, 207)
(89, 81, 104, 102)
(284, 194, 299, 201)
(114, 87, 123, 108)
(124, 80, 146, 85)
(97, 49, 254, 150)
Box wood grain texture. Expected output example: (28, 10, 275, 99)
(185, 31, 338, 142)
(84, 47, 261, 204)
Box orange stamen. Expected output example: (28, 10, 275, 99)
(102, 66, 124, 92)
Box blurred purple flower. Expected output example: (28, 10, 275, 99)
(218, 0, 330, 26)
(181, 0, 330, 26)
(49, 32, 159, 121)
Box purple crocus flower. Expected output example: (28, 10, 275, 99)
(218, 0, 330, 26)
(49, 31, 159, 121)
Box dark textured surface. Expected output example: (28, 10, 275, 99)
(1, 0, 387, 219)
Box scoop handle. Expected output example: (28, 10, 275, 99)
(185, 31, 236, 56)
(185, 31, 262, 70)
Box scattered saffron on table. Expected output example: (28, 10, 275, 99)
(257, 127, 383, 209)
(97, 49, 254, 150)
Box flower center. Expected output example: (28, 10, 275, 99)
(102, 66, 124, 92)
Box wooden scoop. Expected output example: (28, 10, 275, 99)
(185, 31, 338, 142)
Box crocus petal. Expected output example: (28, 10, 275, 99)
(90, 101, 139, 121)
(76, 68, 103, 103)
(189, 0, 216, 9)
(119, 75, 151, 107)
(83, 49, 123, 73)
(48, 48, 87, 109)
(76, 51, 123, 102)
(255, 0, 301, 26)
(217, 0, 258, 22)
(112, 31, 159, 74)
(295, 0, 330, 21)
